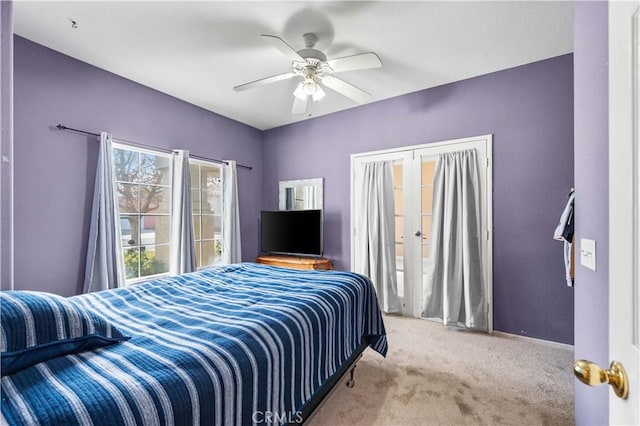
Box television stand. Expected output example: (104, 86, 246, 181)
(255, 255, 332, 271)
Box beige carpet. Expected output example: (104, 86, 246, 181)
(309, 315, 574, 426)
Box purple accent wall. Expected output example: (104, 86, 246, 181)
(573, 1, 609, 424)
(1, 0, 13, 291)
(263, 55, 575, 344)
(11, 34, 577, 344)
(13, 36, 263, 296)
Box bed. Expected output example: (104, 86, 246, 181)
(0, 263, 387, 425)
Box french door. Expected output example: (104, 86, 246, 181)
(351, 135, 493, 330)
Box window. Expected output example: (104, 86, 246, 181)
(113, 144, 225, 283)
(113, 145, 172, 281)
(190, 160, 223, 268)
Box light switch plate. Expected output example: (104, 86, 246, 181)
(580, 238, 597, 271)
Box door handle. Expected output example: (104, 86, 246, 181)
(573, 359, 629, 399)
(414, 230, 422, 237)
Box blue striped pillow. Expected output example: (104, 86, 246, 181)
(1, 291, 130, 376)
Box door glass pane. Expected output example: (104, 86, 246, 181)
(394, 188, 403, 215)
(395, 243, 404, 298)
(422, 273, 429, 299)
(421, 187, 433, 214)
(395, 216, 404, 243)
(422, 216, 432, 241)
(421, 160, 436, 299)
(397, 270, 404, 298)
(392, 163, 403, 187)
(421, 161, 436, 185)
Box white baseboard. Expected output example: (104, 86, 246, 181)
(392, 314, 574, 351)
(492, 331, 574, 351)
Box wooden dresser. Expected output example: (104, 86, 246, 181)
(256, 255, 332, 271)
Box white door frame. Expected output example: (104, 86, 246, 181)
(350, 134, 493, 332)
(608, 1, 640, 423)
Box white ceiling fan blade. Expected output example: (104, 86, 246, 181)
(261, 34, 305, 62)
(321, 76, 371, 104)
(292, 95, 309, 114)
(327, 52, 382, 73)
(233, 72, 296, 92)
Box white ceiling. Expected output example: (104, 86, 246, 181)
(14, 1, 573, 130)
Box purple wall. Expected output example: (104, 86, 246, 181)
(13, 36, 263, 296)
(11, 34, 577, 344)
(263, 55, 575, 344)
(573, 1, 609, 424)
(1, 0, 13, 291)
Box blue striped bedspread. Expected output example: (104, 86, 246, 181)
(1, 263, 387, 425)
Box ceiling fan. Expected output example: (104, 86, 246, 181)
(233, 33, 382, 114)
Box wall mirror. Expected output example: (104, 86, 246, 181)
(279, 178, 323, 210)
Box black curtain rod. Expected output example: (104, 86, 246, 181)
(55, 124, 253, 170)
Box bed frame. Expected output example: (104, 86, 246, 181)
(295, 339, 369, 424)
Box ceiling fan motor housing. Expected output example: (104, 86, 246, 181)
(296, 48, 327, 62)
(296, 33, 327, 64)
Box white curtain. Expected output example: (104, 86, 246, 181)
(222, 160, 242, 264)
(422, 149, 487, 330)
(303, 186, 315, 210)
(356, 161, 401, 314)
(170, 149, 196, 275)
(83, 132, 124, 293)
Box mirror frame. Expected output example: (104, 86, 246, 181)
(278, 178, 324, 210)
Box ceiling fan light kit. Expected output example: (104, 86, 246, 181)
(233, 32, 382, 114)
(303, 77, 317, 95)
(293, 83, 306, 101)
(295, 80, 325, 102)
(312, 87, 325, 102)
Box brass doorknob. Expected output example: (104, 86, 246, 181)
(573, 359, 629, 399)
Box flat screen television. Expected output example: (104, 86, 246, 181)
(260, 209, 323, 257)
